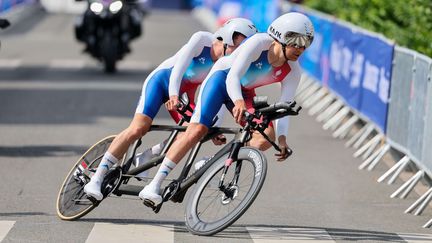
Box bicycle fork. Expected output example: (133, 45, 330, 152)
(218, 126, 250, 195)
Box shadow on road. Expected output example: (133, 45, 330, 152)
(0, 67, 181, 125)
(0, 145, 87, 157)
(79, 218, 432, 241)
(0, 66, 153, 82)
(0, 212, 50, 217)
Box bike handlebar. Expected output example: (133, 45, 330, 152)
(256, 101, 302, 116)
(243, 100, 301, 157)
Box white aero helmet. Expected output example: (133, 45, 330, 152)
(214, 18, 257, 46)
(267, 12, 314, 48)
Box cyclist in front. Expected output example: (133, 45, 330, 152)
(84, 18, 258, 201)
(141, 12, 314, 205)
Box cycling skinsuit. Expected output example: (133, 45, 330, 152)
(135, 31, 215, 122)
(191, 33, 302, 138)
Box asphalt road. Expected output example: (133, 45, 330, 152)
(0, 8, 431, 243)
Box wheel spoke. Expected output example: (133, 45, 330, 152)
(198, 192, 221, 216)
(186, 149, 267, 235)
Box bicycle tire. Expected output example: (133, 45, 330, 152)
(185, 147, 267, 236)
(56, 135, 115, 220)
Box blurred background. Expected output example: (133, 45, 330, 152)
(1, 0, 432, 242)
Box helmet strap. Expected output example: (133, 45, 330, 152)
(281, 44, 289, 62)
(223, 43, 228, 56)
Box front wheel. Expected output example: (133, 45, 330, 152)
(56, 136, 115, 220)
(185, 147, 267, 236)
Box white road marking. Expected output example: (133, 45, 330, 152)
(397, 233, 432, 243)
(118, 60, 153, 70)
(247, 227, 336, 243)
(0, 221, 15, 242)
(86, 223, 174, 243)
(0, 59, 21, 69)
(49, 59, 87, 69)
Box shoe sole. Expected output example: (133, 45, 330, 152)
(84, 189, 103, 201)
(143, 199, 157, 209)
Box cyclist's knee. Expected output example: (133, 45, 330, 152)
(125, 126, 148, 141)
(185, 123, 207, 142)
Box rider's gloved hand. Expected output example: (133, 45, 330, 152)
(165, 95, 180, 111)
(212, 134, 226, 145)
(274, 136, 292, 161)
(232, 99, 246, 124)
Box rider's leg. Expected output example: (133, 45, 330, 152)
(84, 114, 152, 200)
(140, 70, 227, 204)
(248, 125, 275, 151)
(85, 68, 170, 200)
(139, 123, 208, 203)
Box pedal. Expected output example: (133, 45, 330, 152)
(87, 196, 100, 206)
(143, 199, 156, 209)
(143, 199, 162, 213)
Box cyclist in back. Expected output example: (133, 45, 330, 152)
(141, 12, 314, 205)
(84, 18, 258, 201)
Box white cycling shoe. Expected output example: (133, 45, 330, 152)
(84, 179, 103, 201)
(139, 185, 162, 206)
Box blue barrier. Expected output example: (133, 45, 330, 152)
(297, 14, 394, 133)
(358, 34, 393, 133)
(240, 0, 278, 32)
(299, 12, 333, 85)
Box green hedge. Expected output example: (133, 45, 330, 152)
(304, 0, 432, 57)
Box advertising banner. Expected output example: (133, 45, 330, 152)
(327, 22, 363, 110)
(326, 22, 394, 132)
(357, 33, 394, 133)
(298, 12, 333, 86)
(240, 0, 278, 32)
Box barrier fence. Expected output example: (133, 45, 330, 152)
(196, 0, 432, 228)
(386, 47, 414, 153)
(407, 54, 431, 167)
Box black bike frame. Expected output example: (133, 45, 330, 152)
(112, 118, 241, 201)
(109, 97, 300, 213)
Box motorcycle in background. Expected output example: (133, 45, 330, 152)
(75, 0, 149, 73)
(0, 18, 11, 51)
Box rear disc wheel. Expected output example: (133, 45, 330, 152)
(56, 136, 115, 220)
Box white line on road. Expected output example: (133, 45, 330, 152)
(0, 59, 21, 69)
(0, 221, 15, 242)
(49, 59, 87, 69)
(246, 227, 336, 243)
(86, 223, 174, 243)
(118, 60, 153, 70)
(397, 233, 432, 243)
